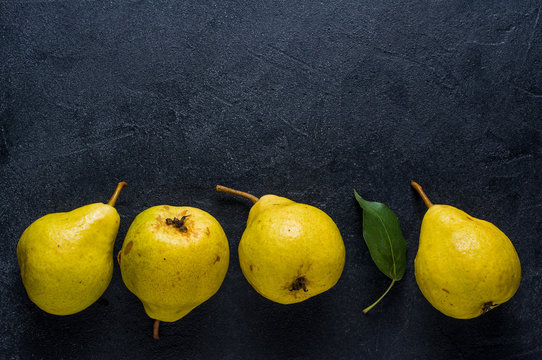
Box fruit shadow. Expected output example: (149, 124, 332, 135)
(16, 295, 115, 359)
(414, 302, 527, 359)
(240, 291, 336, 359)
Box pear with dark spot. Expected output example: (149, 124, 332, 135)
(118, 205, 229, 338)
(217, 185, 345, 304)
(411, 181, 521, 319)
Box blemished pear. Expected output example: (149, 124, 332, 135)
(216, 185, 345, 304)
(118, 205, 229, 339)
(411, 181, 521, 319)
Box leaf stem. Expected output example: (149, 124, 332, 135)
(363, 279, 396, 314)
(216, 185, 259, 204)
(410, 181, 433, 208)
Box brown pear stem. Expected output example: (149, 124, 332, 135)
(410, 181, 433, 208)
(107, 182, 127, 207)
(216, 185, 259, 204)
(153, 319, 160, 339)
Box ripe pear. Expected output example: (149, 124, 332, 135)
(411, 181, 521, 319)
(118, 205, 229, 339)
(216, 185, 345, 304)
(17, 182, 127, 315)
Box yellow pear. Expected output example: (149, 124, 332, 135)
(411, 181, 521, 319)
(17, 182, 127, 315)
(216, 185, 345, 304)
(118, 205, 229, 339)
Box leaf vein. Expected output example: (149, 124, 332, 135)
(369, 209, 396, 278)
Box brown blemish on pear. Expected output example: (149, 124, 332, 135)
(289, 276, 308, 292)
(124, 241, 134, 255)
(165, 216, 189, 232)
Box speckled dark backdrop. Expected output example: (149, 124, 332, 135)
(1, 1, 541, 359)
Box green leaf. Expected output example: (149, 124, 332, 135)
(354, 190, 407, 313)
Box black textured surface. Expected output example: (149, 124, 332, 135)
(1, 1, 542, 359)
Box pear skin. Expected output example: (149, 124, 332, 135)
(411, 181, 521, 319)
(118, 205, 229, 338)
(217, 185, 345, 305)
(17, 182, 126, 315)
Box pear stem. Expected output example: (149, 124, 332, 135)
(363, 279, 396, 314)
(107, 182, 127, 207)
(153, 319, 160, 339)
(410, 181, 433, 208)
(216, 185, 259, 204)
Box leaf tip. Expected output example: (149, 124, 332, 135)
(353, 189, 364, 203)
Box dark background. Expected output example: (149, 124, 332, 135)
(1, 1, 541, 359)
